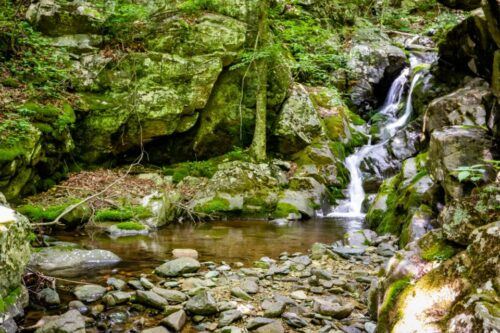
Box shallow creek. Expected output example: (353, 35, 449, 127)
(47, 218, 362, 280)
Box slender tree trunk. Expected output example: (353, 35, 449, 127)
(249, 0, 269, 161)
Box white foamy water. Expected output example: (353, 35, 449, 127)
(326, 55, 429, 219)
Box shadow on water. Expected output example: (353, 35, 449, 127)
(50, 218, 365, 281)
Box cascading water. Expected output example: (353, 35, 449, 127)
(327, 55, 431, 218)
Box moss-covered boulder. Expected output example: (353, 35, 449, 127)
(26, 0, 105, 36)
(438, 0, 482, 10)
(0, 205, 31, 332)
(377, 221, 499, 332)
(193, 52, 291, 158)
(440, 183, 500, 245)
(272, 84, 323, 155)
(428, 126, 495, 198)
(366, 153, 439, 246)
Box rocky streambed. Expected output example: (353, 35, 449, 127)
(22, 227, 395, 333)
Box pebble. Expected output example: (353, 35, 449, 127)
(74, 284, 107, 302)
(172, 248, 199, 259)
(161, 309, 187, 332)
(218, 309, 243, 327)
(107, 277, 126, 290)
(231, 287, 252, 300)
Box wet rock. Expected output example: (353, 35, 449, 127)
(218, 309, 242, 327)
(73, 284, 107, 302)
(107, 277, 126, 290)
(68, 300, 88, 314)
(38, 288, 60, 306)
(152, 287, 187, 303)
(254, 320, 285, 333)
(30, 248, 121, 277)
(162, 309, 187, 332)
(185, 291, 218, 315)
(107, 224, 149, 237)
(135, 290, 169, 309)
(155, 257, 201, 277)
(347, 34, 407, 112)
(35, 309, 85, 333)
(140, 277, 155, 289)
(230, 287, 252, 300)
(282, 312, 308, 328)
(102, 291, 133, 306)
(128, 279, 145, 290)
(172, 249, 199, 259)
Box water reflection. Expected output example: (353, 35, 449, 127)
(53, 218, 361, 278)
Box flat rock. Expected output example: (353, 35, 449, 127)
(141, 327, 170, 333)
(218, 309, 242, 327)
(231, 287, 252, 300)
(254, 320, 285, 333)
(73, 284, 107, 302)
(172, 249, 199, 259)
(332, 246, 366, 258)
(135, 290, 169, 309)
(155, 257, 201, 277)
(152, 287, 187, 303)
(30, 248, 121, 277)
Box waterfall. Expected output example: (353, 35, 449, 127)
(326, 56, 427, 219)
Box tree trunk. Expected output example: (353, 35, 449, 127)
(249, 0, 269, 161)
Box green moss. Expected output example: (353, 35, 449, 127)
(421, 240, 457, 262)
(115, 221, 146, 231)
(94, 206, 152, 222)
(195, 197, 231, 214)
(273, 202, 300, 218)
(17, 201, 76, 221)
(380, 277, 411, 315)
(164, 160, 218, 183)
(0, 287, 21, 313)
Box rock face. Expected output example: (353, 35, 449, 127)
(272, 85, 323, 154)
(346, 29, 407, 112)
(428, 126, 494, 198)
(424, 78, 493, 133)
(0, 205, 31, 333)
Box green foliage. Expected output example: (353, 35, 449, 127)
(177, 0, 218, 14)
(273, 15, 348, 85)
(0, 287, 21, 313)
(115, 221, 146, 230)
(452, 160, 500, 183)
(99, 1, 150, 45)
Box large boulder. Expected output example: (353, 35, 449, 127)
(272, 85, 323, 154)
(438, 9, 497, 81)
(424, 78, 494, 133)
(428, 126, 495, 198)
(0, 206, 31, 333)
(26, 0, 105, 36)
(345, 29, 407, 112)
(377, 221, 499, 332)
(440, 183, 500, 245)
(30, 247, 121, 277)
